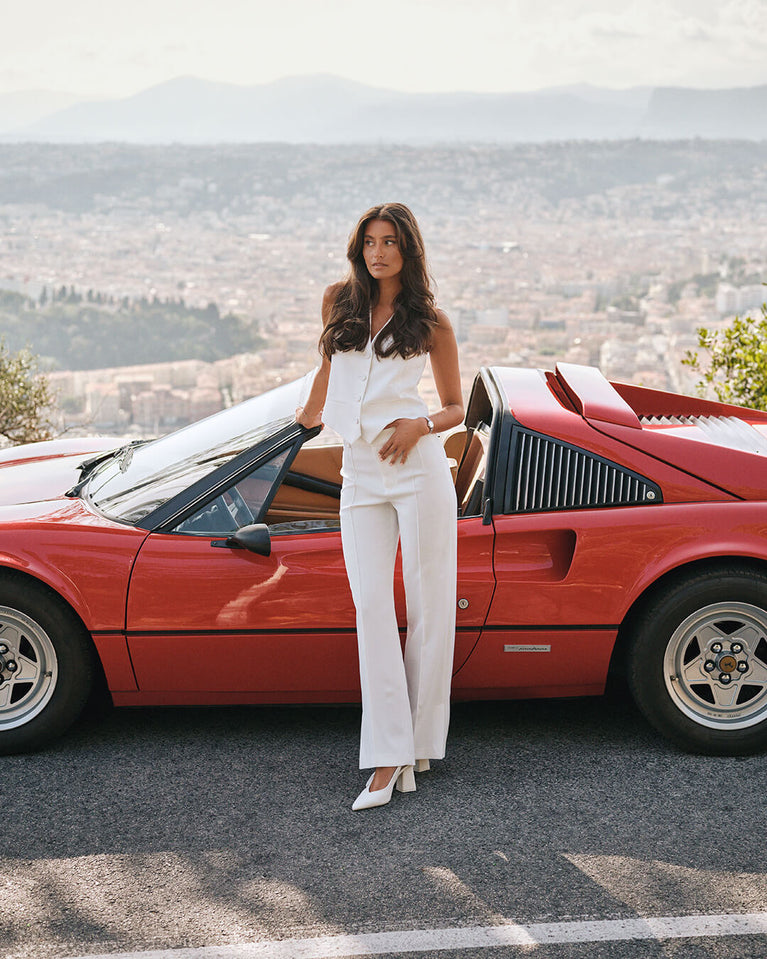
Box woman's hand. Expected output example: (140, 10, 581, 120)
(378, 311, 464, 465)
(295, 406, 324, 429)
(379, 417, 429, 464)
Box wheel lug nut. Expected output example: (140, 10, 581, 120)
(731, 642, 743, 654)
(737, 661, 749, 672)
(711, 642, 723, 653)
(5, 660, 17, 672)
(0, 644, 7, 654)
(719, 672, 732, 684)
(704, 660, 716, 672)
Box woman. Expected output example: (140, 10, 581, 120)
(296, 203, 464, 810)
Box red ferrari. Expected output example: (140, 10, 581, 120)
(2, 363, 767, 756)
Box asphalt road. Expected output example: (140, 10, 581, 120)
(1, 687, 766, 959)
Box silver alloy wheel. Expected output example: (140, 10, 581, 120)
(664, 601, 767, 730)
(0, 606, 58, 730)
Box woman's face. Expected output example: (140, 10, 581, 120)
(363, 218, 404, 282)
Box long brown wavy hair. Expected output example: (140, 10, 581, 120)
(319, 203, 438, 359)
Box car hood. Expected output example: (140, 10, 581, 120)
(0, 437, 123, 506)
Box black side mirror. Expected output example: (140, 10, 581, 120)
(225, 523, 271, 556)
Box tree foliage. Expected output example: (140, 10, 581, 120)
(683, 302, 767, 410)
(0, 289, 265, 371)
(0, 339, 54, 445)
(667, 271, 719, 306)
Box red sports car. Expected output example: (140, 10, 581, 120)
(2, 363, 767, 756)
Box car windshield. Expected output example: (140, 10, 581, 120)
(85, 373, 314, 525)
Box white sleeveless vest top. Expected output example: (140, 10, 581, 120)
(323, 320, 429, 444)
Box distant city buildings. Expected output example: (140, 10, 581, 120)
(715, 283, 766, 315)
(0, 142, 765, 435)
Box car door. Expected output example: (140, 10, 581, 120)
(454, 427, 665, 698)
(125, 438, 495, 701)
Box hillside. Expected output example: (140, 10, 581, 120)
(2, 76, 766, 143)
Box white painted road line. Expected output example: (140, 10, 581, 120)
(66, 911, 767, 959)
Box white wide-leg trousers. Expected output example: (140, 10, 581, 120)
(340, 428, 458, 769)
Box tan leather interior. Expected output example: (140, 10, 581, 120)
(265, 427, 484, 526)
(290, 444, 344, 484)
(443, 428, 467, 464)
(443, 428, 467, 482)
(454, 431, 485, 510)
(266, 444, 343, 524)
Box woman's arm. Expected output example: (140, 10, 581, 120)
(296, 355, 329, 429)
(379, 310, 464, 464)
(295, 283, 341, 428)
(425, 309, 465, 433)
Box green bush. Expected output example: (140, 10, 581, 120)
(684, 301, 767, 409)
(0, 339, 54, 445)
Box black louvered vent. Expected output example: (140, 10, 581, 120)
(510, 430, 662, 513)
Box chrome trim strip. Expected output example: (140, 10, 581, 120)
(504, 644, 552, 653)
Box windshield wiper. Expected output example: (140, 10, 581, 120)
(65, 440, 148, 498)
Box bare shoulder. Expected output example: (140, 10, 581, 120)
(323, 281, 345, 307)
(321, 281, 344, 325)
(434, 308, 456, 334)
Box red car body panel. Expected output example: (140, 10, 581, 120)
(0, 437, 123, 466)
(595, 420, 767, 501)
(122, 516, 494, 702)
(450, 629, 616, 700)
(613, 380, 767, 423)
(0, 437, 122, 506)
(493, 368, 738, 504)
(557, 362, 643, 430)
(551, 365, 767, 500)
(450, 504, 767, 701)
(489, 503, 767, 628)
(0, 498, 147, 629)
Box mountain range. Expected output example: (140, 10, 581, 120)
(1, 75, 766, 143)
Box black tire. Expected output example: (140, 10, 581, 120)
(0, 579, 95, 755)
(628, 566, 767, 755)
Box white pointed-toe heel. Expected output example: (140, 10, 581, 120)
(352, 765, 416, 811)
(414, 759, 430, 772)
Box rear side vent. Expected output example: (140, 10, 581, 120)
(509, 430, 662, 513)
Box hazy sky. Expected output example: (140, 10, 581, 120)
(2, 0, 766, 97)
